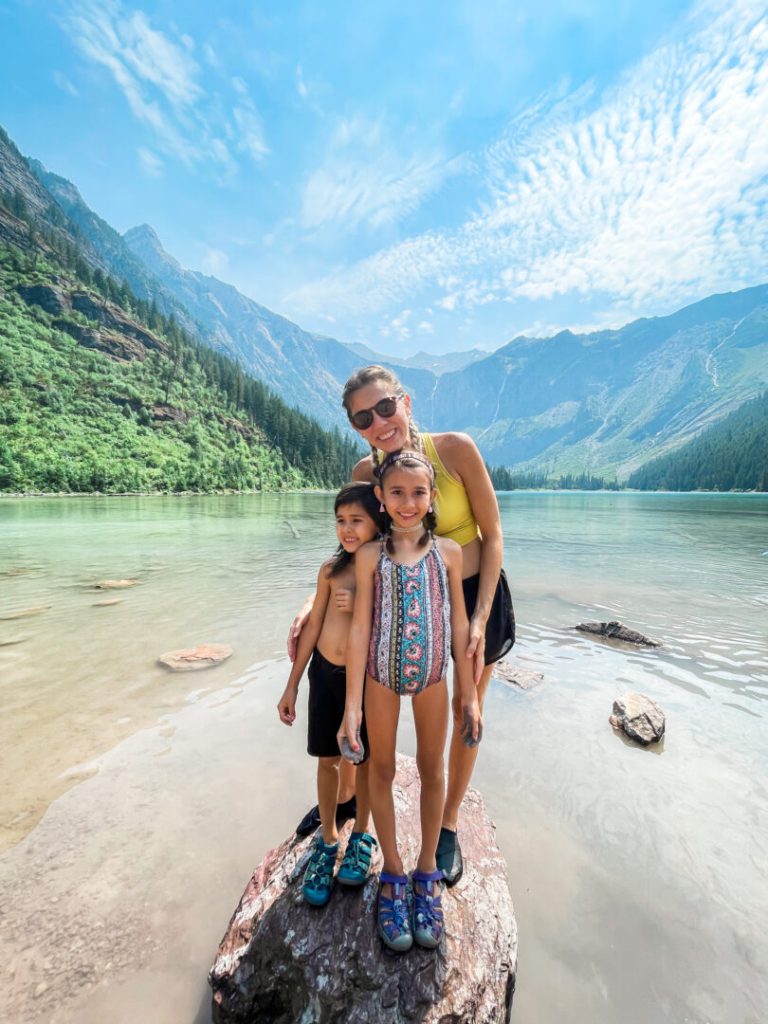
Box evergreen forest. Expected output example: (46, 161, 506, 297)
(626, 391, 768, 491)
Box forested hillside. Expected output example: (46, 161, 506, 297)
(0, 189, 360, 494)
(627, 391, 768, 491)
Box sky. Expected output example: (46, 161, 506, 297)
(1, 0, 767, 357)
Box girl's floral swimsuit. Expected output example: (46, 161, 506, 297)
(367, 540, 451, 696)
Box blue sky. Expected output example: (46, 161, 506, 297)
(1, 0, 767, 356)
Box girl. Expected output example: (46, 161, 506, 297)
(277, 483, 383, 906)
(338, 451, 482, 952)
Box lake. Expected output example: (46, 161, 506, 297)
(0, 492, 766, 1024)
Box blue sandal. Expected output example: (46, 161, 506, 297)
(302, 837, 338, 906)
(411, 869, 444, 948)
(377, 872, 413, 952)
(338, 832, 377, 886)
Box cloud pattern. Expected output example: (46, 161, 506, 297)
(63, 0, 267, 176)
(289, 1, 768, 328)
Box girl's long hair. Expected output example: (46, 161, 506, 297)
(327, 482, 384, 577)
(341, 365, 423, 475)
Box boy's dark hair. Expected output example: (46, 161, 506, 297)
(376, 451, 437, 554)
(327, 482, 384, 577)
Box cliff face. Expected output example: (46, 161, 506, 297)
(17, 280, 169, 362)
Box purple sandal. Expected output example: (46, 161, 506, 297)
(411, 868, 444, 949)
(377, 872, 413, 952)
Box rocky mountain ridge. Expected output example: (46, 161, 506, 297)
(5, 122, 767, 477)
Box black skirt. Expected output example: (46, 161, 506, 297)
(461, 568, 515, 665)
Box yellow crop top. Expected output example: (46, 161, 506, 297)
(421, 433, 480, 547)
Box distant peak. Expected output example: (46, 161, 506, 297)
(124, 223, 181, 271)
(124, 223, 162, 248)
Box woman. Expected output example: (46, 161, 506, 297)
(289, 364, 514, 884)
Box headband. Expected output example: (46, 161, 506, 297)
(374, 450, 435, 482)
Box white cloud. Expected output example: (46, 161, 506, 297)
(296, 63, 308, 99)
(63, 1, 268, 174)
(300, 116, 467, 231)
(52, 70, 79, 97)
(137, 146, 163, 177)
(233, 105, 269, 161)
(288, 0, 768, 325)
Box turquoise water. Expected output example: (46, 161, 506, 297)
(0, 492, 766, 1023)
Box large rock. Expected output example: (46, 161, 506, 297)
(17, 281, 70, 315)
(610, 692, 666, 745)
(575, 620, 662, 647)
(209, 755, 517, 1023)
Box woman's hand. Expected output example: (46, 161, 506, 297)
(466, 616, 487, 685)
(277, 684, 298, 725)
(335, 588, 354, 613)
(287, 599, 313, 661)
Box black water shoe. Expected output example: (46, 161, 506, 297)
(436, 826, 463, 886)
(295, 796, 357, 838)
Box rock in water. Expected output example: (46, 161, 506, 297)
(493, 660, 544, 690)
(575, 620, 662, 647)
(610, 692, 666, 745)
(158, 643, 232, 671)
(0, 605, 50, 620)
(209, 754, 517, 1024)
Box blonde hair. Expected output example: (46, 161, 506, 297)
(341, 365, 423, 473)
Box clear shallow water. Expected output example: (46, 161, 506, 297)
(0, 492, 766, 1024)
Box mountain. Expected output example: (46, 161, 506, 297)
(121, 224, 437, 431)
(28, 161, 204, 340)
(421, 290, 768, 477)
(119, 219, 768, 481)
(0, 133, 360, 494)
(9, 122, 768, 479)
(122, 223, 363, 430)
(345, 341, 488, 375)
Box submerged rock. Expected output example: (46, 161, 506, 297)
(610, 692, 666, 745)
(158, 643, 232, 671)
(209, 754, 517, 1024)
(0, 606, 50, 620)
(93, 579, 139, 589)
(493, 660, 544, 690)
(575, 620, 662, 647)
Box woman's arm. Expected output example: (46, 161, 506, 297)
(439, 432, 504, 681)
(287, 592, 316, 661)
(441, 539, 482, 746)
(277, 566, 331, 724)
(337, 543, 377, 754)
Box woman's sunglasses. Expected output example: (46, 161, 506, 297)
(349, 395, 401, 430)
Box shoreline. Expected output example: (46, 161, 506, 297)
(2, 487, 767, 499)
